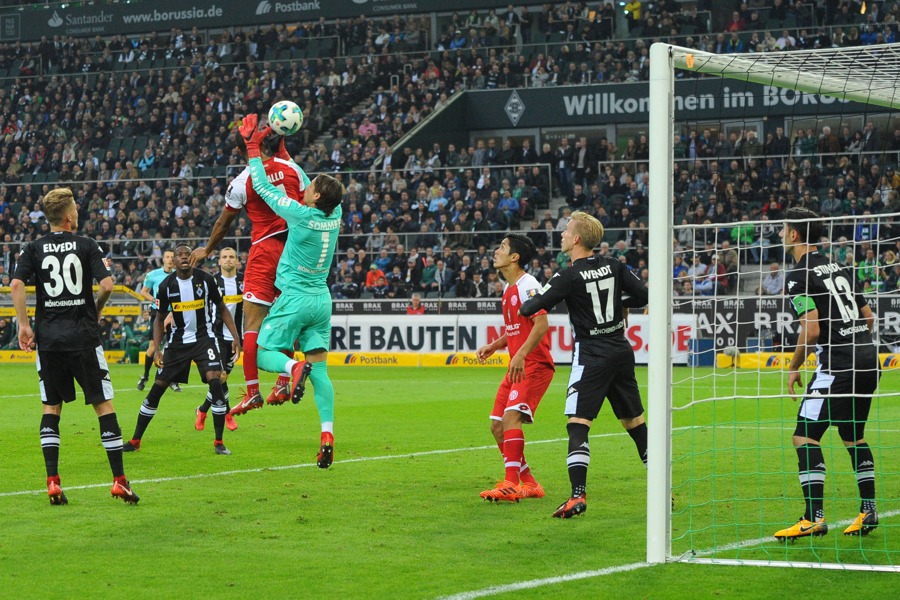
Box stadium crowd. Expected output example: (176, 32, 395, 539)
(0, 0, 899, 326)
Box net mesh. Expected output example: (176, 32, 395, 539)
(672, 44, 900, 110)
(671, 214, 900, 569)
(658, 43, 900, 571)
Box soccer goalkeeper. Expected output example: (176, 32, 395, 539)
(239, 114, 345, 469)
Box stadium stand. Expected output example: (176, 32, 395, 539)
(0, 0, 898, 304)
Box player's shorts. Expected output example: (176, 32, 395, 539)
(490, 362, 555, 423)
(156, 338, 223, 384)
(243, 235, 287, 306)
(37, 345, 113, 406)
(218, 337, 237, 374)
(148, 308, 158, 343)
(565, 345, 644, 421)
(795, 365, 880, 442)
(257, 292, 331, 353)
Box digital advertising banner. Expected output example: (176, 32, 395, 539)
(3, 0, 547, 42)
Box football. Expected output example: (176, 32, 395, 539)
(267, 100, 304, 136)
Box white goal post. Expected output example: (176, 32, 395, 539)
(647, 42, 900, 568)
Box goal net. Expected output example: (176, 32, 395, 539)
(647, 42, 900, 572)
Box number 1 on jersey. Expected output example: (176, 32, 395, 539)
(586, 278, 615, 324)
(317, 231, 330, 269)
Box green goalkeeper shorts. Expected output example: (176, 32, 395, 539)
(257, 292, 332, 353)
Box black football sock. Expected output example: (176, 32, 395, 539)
(132, 382, 166, 441)
(198, 390, 213, 413)
(847, 443, 876, 513)
(98, 413, 125, 478)
(40, 414, 61, 478)
(208, 379, 227, 442)
(627, 422, 648, 467)
(142, 353, 153, 378)
(566, 422, 590, 498)
(797, 444, 825, 521)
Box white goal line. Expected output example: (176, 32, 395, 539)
(437, 505, 900, 599)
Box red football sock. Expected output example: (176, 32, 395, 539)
(243, 331, 260, 396)
(503, 429, 525, 484)
(520, 457, 537, 485)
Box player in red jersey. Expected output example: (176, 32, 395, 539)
(190, 134, 307, 414)
(476, 234, 555, 502)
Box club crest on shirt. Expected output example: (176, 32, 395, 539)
(195, 284, 204, 298)
(511, 294, 518, 306)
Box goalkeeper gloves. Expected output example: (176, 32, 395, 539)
(238, 114, 272, 159)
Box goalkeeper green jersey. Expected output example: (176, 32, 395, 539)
(247, 157, 341, 295)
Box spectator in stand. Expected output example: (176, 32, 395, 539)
(406, 292, 426, 314)
(454, 269, 476, 297)
(760, 263, 785, 296)
(673, 254, 689, 285)
(365, 263, 385, 292)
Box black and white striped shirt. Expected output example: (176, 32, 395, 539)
(214, 273, 243, 342)
(157, 269, 221, 347)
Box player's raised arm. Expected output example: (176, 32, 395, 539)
(240, 115, 310, 225)
(520, 271, 572, 317)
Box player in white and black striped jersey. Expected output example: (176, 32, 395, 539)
(10, 188, 139, 505)
(122, 244, 242, 455)
(195, 247, 244, 432)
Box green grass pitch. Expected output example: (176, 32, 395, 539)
(0, 364, 896, 598)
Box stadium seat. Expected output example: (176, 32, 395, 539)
(359, 292, 375, 299)
(119, 138, 135, 157)
(318, 39, 335, 58)
(425, 291, 441, 299)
